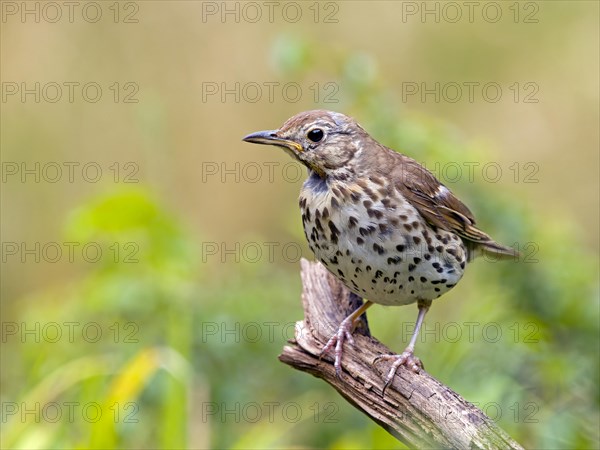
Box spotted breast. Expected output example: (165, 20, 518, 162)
(299, 172, 467, 306)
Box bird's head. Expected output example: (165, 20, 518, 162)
(242, 110, 369, 179)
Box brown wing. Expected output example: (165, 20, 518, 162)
(391, 153, 517, 257)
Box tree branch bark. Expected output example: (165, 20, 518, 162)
(278, 259, 524, 450)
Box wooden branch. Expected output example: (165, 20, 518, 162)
(278, 259, 524, 450)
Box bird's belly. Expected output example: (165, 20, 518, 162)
(300, 180, 467, 306)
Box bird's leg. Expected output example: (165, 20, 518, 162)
(375, 299, 432, 394)
(320, 300, 373, 377)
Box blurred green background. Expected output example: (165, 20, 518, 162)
(1, 1, 599, 449)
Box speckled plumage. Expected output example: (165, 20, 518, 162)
(243, 110, 517, 388)
(299, 167, 466, 307)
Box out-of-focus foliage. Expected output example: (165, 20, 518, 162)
(3, 23, 599, 450)
(2, 189, 196, 449)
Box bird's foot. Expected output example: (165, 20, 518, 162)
(374, 348, 423, 395)
(319, 316, 356, 378)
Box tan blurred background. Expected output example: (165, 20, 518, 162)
(2, 1, 598, 300)
(1, 1, 599, 449)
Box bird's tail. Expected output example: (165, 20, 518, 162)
(468, 239, 519, 261)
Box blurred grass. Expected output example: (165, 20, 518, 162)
(2, 16, 599, 450)
(1, 189, 196, 449)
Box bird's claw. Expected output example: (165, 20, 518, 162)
(374, 349, 423, 395)
(319, 316, 356, 377)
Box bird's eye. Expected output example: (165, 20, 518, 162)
(307, 128, 324, 143)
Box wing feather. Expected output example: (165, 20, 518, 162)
(387, 153, 517, 258)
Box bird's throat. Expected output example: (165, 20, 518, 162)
(304, 170, 329, 193)
(307, 164, 326, 179)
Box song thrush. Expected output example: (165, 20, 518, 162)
(243, 110, 517, 390)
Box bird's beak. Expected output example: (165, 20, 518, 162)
(242, 130, 303, 153)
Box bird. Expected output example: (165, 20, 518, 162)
(243, 110, 518, 391)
